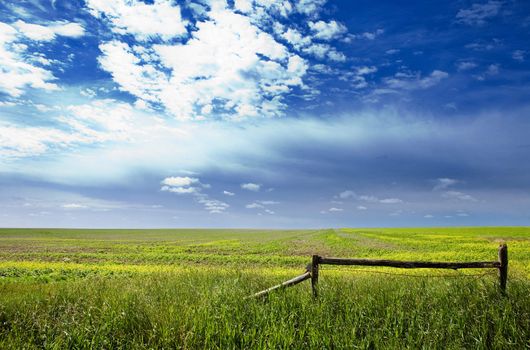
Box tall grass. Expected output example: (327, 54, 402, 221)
(1, 270, 529, 349)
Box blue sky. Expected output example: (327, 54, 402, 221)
(1, 0, 529, 228)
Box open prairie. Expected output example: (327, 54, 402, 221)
(1, 227, 529, 348)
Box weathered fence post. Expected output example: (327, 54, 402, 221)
(311, 255, 320, 298)
(498, 244, 508, 292)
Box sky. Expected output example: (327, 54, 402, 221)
(0, 0, 529, 228)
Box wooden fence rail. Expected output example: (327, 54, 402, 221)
(312, 244, 508, 297)
(249, 244, 508, 299)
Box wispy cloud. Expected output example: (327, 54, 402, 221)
(384, 70, 448, 90)
(456, 1, 503, 26)
(241, 183, 261, 192)
(512, 50, 525, 62)
(442, 191, 478, 202)
(328, 207, 343, 212)
(433, 178, 459, 191)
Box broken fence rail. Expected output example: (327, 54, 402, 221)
(249, 244, 508, 298)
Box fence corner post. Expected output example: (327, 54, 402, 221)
(311, 255, 320, 298)
(498, 244, 508, 292)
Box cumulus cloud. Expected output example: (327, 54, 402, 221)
(456, 1, 503, 26)
(308, 20, 347, 40)
(241, 183, 261, 191)
(294, 0, 327, 16)
(86, 0, 187, 41)
(94, 4, 309, 120)
(223, 191, 235, 196)
(161, 176, 228, 213)
(302, 43, 346, 62)
(160, 176, 203, 194)
(281, 27, 312, 49)
(357, 205, 367, 210)
(160, 176, 213, 195)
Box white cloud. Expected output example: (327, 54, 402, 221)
(160, 175, 228, 213)
(196, 195, 229, 214)
(456, 1, 503, 26)
(357, 205, 367, 210)
(241, 183, 261, 191)
(161, 186, 198, 194)
(308, 20, 347, 40)
(486, 64, 500, 75)
(474, 64, 500, 81)
(257, 200, 279, 205)
(512, 50, 525, 62)
(385, 70, 448, 90)
(456, 61, 477, 71)
(265, 209, 275, 215)
(356, 66, 378, 75)
(424, 214, 434, 218)
(442, 191, 478, 202)
(302, 43, 346, 61)
(343, 29, 384, 42)
(160, 176, 202, 194)
(62, 203, 88, 209)
(294, 0, 327, 16)
(465, 39, 501, 51)
(13, 20, 85, 41)
(379, 198, 403, 204)
(339, 190, 355, 199)
(223, 190, 235, 196)
(328, 207, 343, 212)
(98, 40, 168, 106)
(86, 0, 187, 41)
(358, 195, 378, 203)
(95, 6, 308, 120)
(282, 27, 312, 49)
(433, 178, 458, 191)
(246, 202, 264, 209)
(0, 22, 60, 97)
(356, 194, 403, 204)
(161, 176, 199, 187)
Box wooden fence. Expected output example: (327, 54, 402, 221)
(250, 244, 508, 298)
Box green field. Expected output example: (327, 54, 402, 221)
(1, 227, 529, 348)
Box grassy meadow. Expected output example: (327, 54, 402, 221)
(0, 227, 529, 348)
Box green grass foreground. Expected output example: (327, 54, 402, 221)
(1, 227, 529, 349)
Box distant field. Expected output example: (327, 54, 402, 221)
(1, 227, 529, 348)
